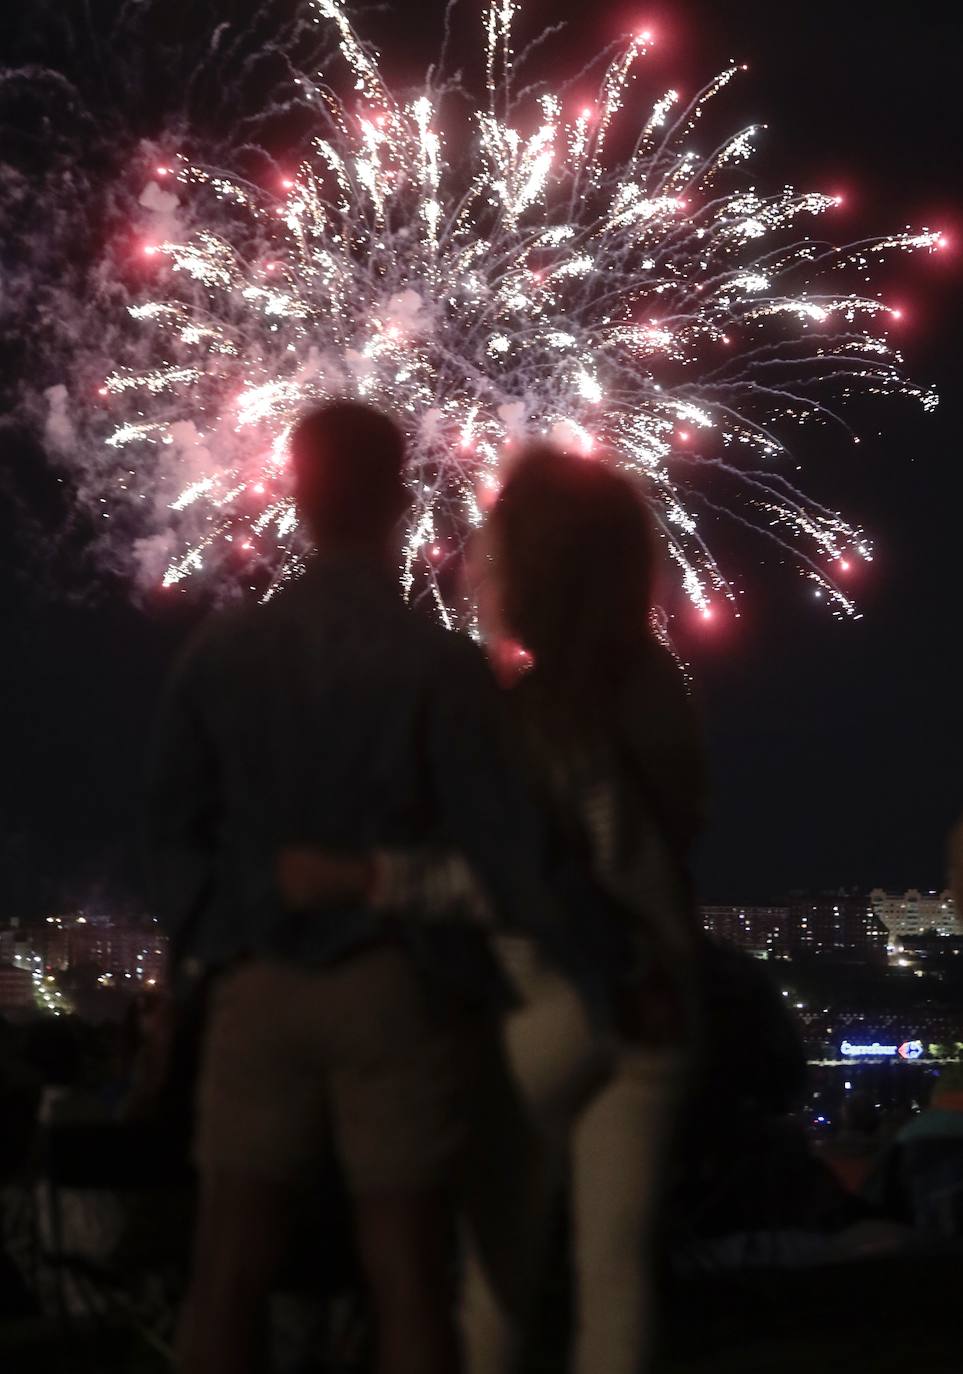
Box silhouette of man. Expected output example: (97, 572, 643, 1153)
(148, 401, 552, 1374)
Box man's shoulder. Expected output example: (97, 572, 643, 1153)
(180, 581, 492, 687)
(177, 601, 274, 681)
(406, 616, 492, 676)
(370, 610, 498, 705)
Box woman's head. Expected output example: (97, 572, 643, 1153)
(486, 443, 656, 715)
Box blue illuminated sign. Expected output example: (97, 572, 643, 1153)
(840, 1038, 924, 1060)
(841, 1040, 897, 1057)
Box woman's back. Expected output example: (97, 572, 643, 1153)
(512, 640, 705, 970)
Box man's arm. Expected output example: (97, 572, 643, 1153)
(423, 638, 559, 942)
(144, 629, 221, 968)
(278, 843, 497, 927)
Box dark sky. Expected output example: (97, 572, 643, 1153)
(1, 0, 961, 914)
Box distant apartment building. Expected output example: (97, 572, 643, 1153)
(41, 921, 167, 984)
(787, 893, 888, 961)
(700, 905, 790, 957)
(0, 924, 42, 979)
(869, 888, 960, 940)
(0, 927, 25, 965)
(701, 894, 888, 961)
(0, 963, 36, 1010)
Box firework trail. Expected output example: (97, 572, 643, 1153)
(3, 0, 943, 623)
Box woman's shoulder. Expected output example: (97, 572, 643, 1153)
(620, 642, 699, 735)
(616, 642, 707, 819)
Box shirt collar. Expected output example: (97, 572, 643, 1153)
(295, 550, 402, 598)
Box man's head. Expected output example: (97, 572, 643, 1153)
(289, 400, 408, 551)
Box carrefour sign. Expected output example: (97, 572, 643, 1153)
(840, 1039, 924, 1060)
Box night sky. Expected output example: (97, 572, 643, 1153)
(1, 0, 961, 916)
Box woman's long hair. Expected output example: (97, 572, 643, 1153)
(488, 443, 656, 740)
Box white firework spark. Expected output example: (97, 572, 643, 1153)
(75, 1, 944, 620)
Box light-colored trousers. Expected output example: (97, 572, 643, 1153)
(461, 940, 683, 1374)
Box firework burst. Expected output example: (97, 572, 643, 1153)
(28, 1, 946, 622)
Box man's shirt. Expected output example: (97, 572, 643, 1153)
(146, 555, 555, 1004)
